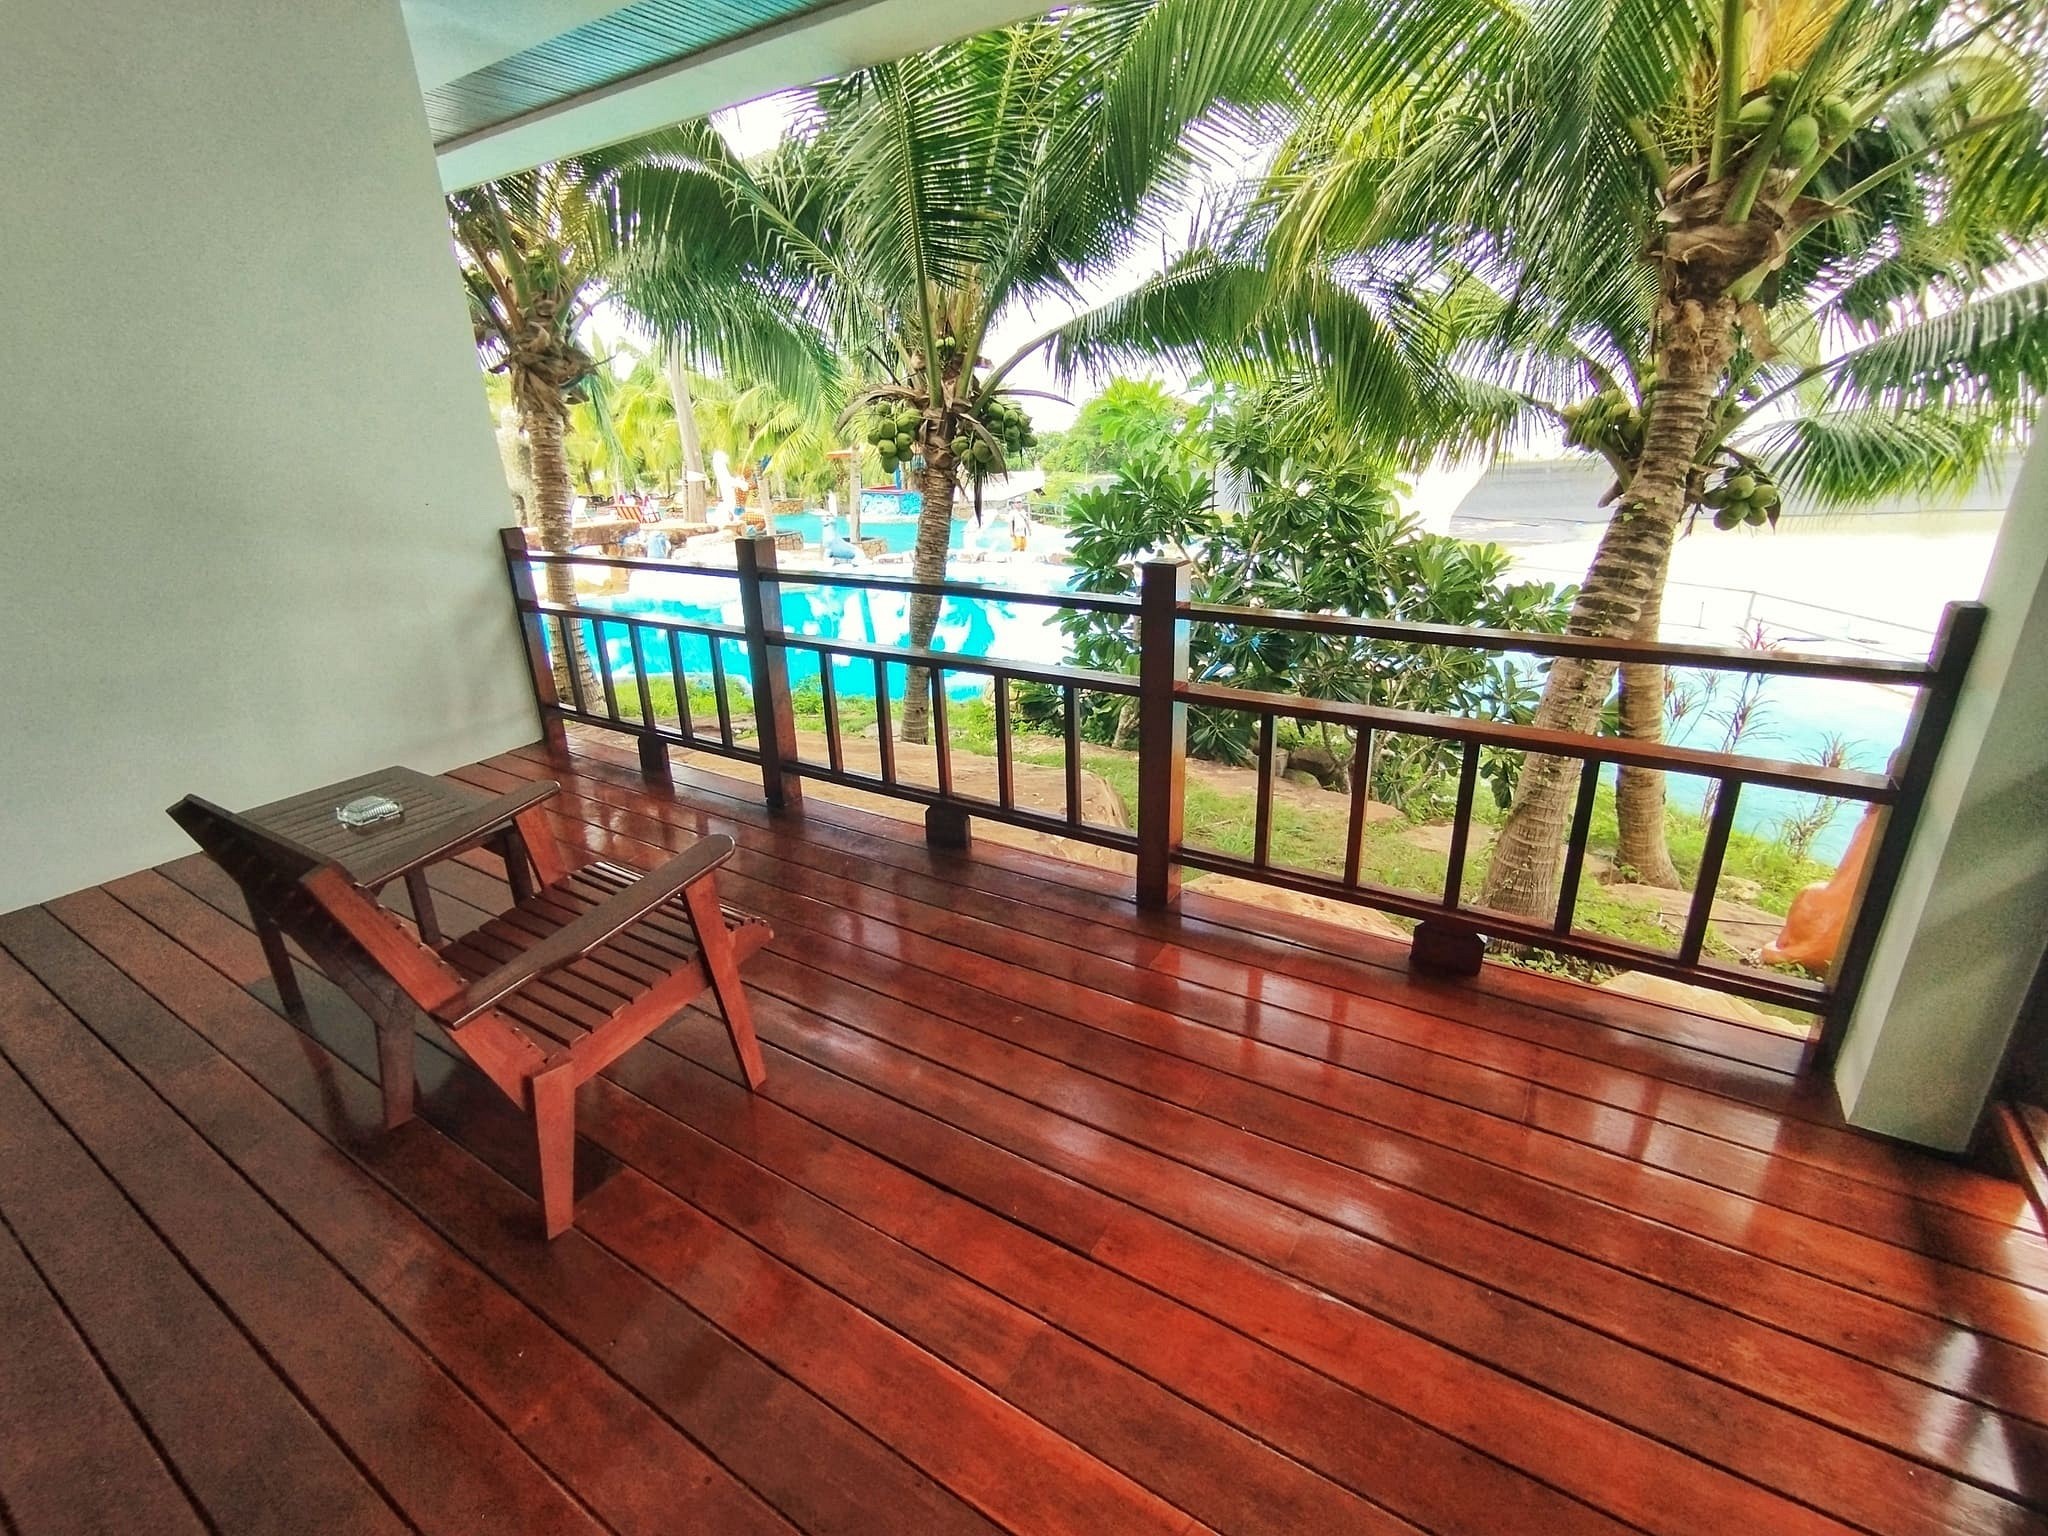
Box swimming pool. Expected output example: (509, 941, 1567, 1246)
(576, 574, 1899, 864)
(773, 508, 1031, 557)
(586, 570, 1076, 706)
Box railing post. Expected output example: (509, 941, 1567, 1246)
(500, 527, 568, 762)
(735, 534, 803, 812)
(1135, 559, 1190, 909)
(1811, 600, 1987, 1071)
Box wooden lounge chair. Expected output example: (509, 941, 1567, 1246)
(169, 779, 770, 1237)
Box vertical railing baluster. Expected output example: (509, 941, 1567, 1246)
(627, 621, 669, 783)
(1554, 756, 1603, 934)
(1135, 559, 1192, 909)
(1440, 739, 1482, 908)
(1253, 713, 1277, 869)
(500, 527, 566, 760)
(708, 641, 735, 749)
(820, 652, 844, 775)
(629, 622, 656, 727)
(559, 613, 590, 718)
(594, 621, 622, 722)
(874, 659, 896, 786)
(1678, 779, 1742, 965)
(667, 629, 695, 742)
(735, 535, 802, 810)
(1062, 686, 1082, 826)
(1343, 726, 1371, 887)
(931, 670, 952, 798)
(994, 675, 1016, 811)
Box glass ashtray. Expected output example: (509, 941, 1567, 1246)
(335, 794, 405, 829)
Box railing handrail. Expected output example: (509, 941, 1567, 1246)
(518, 545, 1141, 616)
(500, 527, 1987, 1058)
(1181, 599, 1938, 684)
(518, 543, 1937, 680)
(1177, 680, 1897, 800)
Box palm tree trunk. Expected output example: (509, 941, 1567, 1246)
(1480, 292, 1738, 918)
(898, 450, 956, 744)
(662, 344, 708, 521)
(1614, 568, 1682, 886)
(520, 398, 605, 708)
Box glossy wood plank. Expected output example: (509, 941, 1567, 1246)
(0, 1215, 208, 1536)
(45, 884, 796, 1536)
(460, 760, 2048, 1457)
(534, 736, 2029, 1225)
(466, 757, 2048, 1354)
(104, 867, 1009, 1536)
(170, 840, 1621, 1536)
(0, 912, 605, 1536)
(0, 958, 408, 1536)
(436, 782, 2048, 1536)
(12, 730, 2048, 1536)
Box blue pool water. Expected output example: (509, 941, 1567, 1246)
(775, 506, 1026, 556)
(581, 570, 1073, 708)
(570, 574, 1902, 865)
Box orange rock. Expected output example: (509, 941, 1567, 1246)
(1761, 803, 1880, 973)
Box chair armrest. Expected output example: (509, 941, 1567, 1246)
(349, 781, 562, 887)
(433, 835, 736, 1026)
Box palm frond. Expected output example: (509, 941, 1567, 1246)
(1744, 404, 2015, 505)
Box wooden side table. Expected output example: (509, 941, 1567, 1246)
(239, 766, 551, 951)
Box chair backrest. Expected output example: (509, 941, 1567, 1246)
(169, 794, 460, 1019)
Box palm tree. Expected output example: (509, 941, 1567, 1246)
(603, 9, 1247, 741)
(1127, 0, 2048, 914)
(454, 125, 828, 703)
(689, 371, 849, 509)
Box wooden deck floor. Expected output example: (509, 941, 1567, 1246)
(4, 733, 2047, 1536)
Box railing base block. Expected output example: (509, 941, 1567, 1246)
(925, 804, 972, 851)
(1411, 920, 1485, 979)
(1136, 870, 1182, 911)
(636, 735, 672, 786)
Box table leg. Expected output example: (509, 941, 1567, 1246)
(403, 867, 443, 947)
(253, 911, 307, 1021)
(499, 830, 536, 903)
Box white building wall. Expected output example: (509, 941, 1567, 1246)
(1835, 423, 2048, 1149)
(0, 0, 533, 908)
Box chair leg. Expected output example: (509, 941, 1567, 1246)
(531, 1064, 579, 1239)
(372, 1007, 416, 1130)
(682, 878, 766, 1090)
(253, 912, 307, 1021)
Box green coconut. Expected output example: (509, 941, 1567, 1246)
(1779, 114, 1820, 162)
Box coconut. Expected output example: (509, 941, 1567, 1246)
(1779, 115, 1820, 162)
(1736, 97, 1776, 130)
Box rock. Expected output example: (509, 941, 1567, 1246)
(1599, 972, 1808, 1036)
(1191, 872, 1411, 942)
(1602, 883, 1785, 952)
(1283, 743, 1344, 788)
(1724, 877, 1763, 902)
(1282, 769, 1323, 789)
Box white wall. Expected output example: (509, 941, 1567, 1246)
(1835, 423, 2048, 1150)
(0, 0, 535, 910)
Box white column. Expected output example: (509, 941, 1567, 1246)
(1835, 423, 2048, 1150)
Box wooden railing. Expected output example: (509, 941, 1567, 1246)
(502, 527, 1984, 1063)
